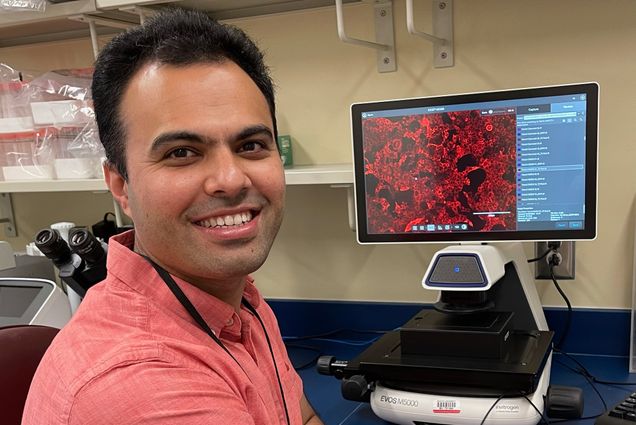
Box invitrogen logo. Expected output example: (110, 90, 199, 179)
(495, 404, 520, 413)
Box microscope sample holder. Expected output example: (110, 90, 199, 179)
(400, 309, 514, 359)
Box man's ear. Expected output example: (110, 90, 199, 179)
(104, 162, 132, 217)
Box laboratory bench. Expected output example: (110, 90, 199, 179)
(269, 300, 635, 425)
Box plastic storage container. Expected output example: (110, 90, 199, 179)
(52, 126, 96, 179)
(0, 129, 55, 180)
(30, 99, 101, 180)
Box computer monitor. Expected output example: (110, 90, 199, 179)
(352, 83, 598, 243)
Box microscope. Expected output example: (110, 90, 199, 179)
(323, 81, 597, 424)
(35, 227, 108, 298)
(318, 243, 583, 424)
(0, 227, 107, 328)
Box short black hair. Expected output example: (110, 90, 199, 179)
(92, 8, 277, 180)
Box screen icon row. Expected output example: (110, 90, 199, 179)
(411, 223, 468, 232)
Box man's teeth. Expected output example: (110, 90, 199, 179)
(199, 211, 253, 228)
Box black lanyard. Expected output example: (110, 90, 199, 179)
(142, 256, 290, 425)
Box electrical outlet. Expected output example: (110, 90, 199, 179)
(535, 241, 575, 280)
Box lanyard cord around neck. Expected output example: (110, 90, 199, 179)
(142, 256, 290, 425)
(240, 298, 290, 425)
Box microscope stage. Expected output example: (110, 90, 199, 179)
(346, 325, 553, 396)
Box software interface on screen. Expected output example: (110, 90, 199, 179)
(354, 85, 597, 242)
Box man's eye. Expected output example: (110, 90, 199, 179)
(240, 141, 266, 153)
(167, 148, 196, 158)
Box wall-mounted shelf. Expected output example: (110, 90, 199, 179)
(0, 0, 362, 48)
(0, 179, 108, 193)
(285, 163, 353, 185)
(0, 0, 140, 48)
(97, 0, 360, 19)
(0, 163, 353, 193)
(0, 0, 97, 27)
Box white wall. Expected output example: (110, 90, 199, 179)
(2, 0, 635, 308)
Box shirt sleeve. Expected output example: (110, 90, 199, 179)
(69, 360, 256, 425)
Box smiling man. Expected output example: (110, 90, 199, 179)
(23, 9, 322, 425)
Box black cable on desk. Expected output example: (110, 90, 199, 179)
(284, 328, 389, 370)
(285, 343, 323, 370)
(554, 343, 636, 386)
(553, 348, 608, 418)
(552, 349, 636, 423)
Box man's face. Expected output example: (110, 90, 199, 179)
(108, 61, 285, 288)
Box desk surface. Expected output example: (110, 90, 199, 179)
(292, 341, 634, 425)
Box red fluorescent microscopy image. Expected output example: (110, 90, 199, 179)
(362, 110, 517, 234)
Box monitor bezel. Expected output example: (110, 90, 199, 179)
(352, 82, 599, 244)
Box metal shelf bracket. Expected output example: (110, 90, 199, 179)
(335, 0, 396, 73)
(118, 6, 158, 25)
(331, 184, 356, 231)
(406, 0, 454, 68)
(0, 193, 17, 237)
(70, 14, 137, 59)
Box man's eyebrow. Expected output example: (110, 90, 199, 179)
(150, 131, 206, 152)
(235, 124, 274, 141)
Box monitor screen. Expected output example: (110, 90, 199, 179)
(352, 83, 598, 243)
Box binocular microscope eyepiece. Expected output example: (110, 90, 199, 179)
(35, 227, 108, 297)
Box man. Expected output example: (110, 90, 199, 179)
(23, 8, 322, 425)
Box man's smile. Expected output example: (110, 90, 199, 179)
(195, 210, 254, 228)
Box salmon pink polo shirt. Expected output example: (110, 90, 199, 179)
(22, 230, 304, 425)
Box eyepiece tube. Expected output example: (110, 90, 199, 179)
(35, 228, 72, 264)
(69, 228, 106, 265)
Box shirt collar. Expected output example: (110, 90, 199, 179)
(106, 230, 260, 336)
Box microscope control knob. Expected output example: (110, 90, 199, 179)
(316, 356, 336, 375)
(341, 375, 370, 402)
(545, 385, 584, 419)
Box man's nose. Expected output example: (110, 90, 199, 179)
(203, 150, 251, 198)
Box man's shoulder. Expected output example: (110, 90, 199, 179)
(23, 275, 187, 424)
(37, 291, 167, 392)
(23, 320, 228, 425)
